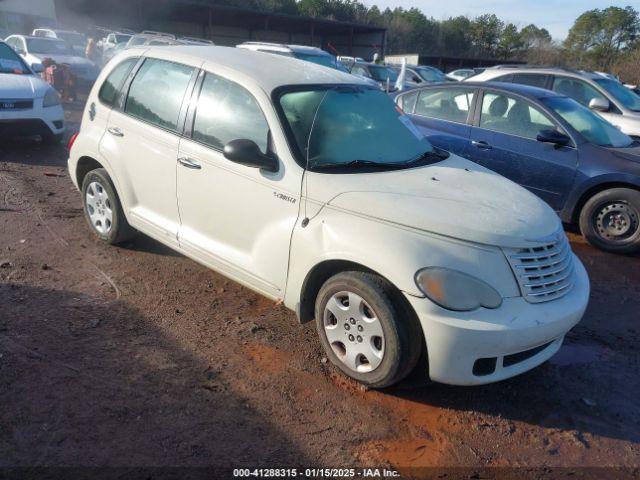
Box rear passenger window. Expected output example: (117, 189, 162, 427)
(192, 72, 269, 153)
(98, 58, 137, 107)
(480, 92, 554, 139)
(414, 88, 475, 123)
(125, 58, 194, 132)
(512, 73, 550, 88)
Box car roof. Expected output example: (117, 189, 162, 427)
(131, 45, 367, 93)
(481, 66, 601, 81)
(12, 35, 64, 41)
(413, 80, 564, 100)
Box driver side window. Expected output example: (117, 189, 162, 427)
(480, 92, 555, 139)
(552, 77, 607, 108)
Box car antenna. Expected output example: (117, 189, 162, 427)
(301, 88, 332, 227)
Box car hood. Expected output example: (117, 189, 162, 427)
(0, 72, 49, 98)
(607, 143, 640, 163)
(307, 154, 561, 249)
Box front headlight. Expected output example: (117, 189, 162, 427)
(415, 267, 502, 312)
(43, 88, 61, 108)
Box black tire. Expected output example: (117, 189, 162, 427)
(315, 271, 423, 388)
(579, 188, 640, 254)
(81, 168, 135, 245)
(43, 132, 64, 145)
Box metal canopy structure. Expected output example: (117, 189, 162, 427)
(54, 0, 386, 59)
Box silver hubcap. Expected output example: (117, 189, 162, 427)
(323, 291, 385, 373)
(596, 202, 638, 241)
(85, 181, 113, 235)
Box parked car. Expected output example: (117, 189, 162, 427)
(32, 28, 87, 55)
(346, 60, 401, 90)
(5, 35, 99, 85)
(0, 40, 64, 143)
(68, 46, 589, 388)
(100, 32, 133, 54)
(125, 32, 181, 48)
(468, 66, 640, 139)
(237, 42, 344, 71)
(448, 69, 476, 81)
(395, 81, 640, 253)
(387, 64, 449, 86)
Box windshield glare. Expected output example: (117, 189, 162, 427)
(369, 65, 398, 82)
(0, 43, 29, 74)
(544, 96, 632, 148)
(27, 38, 72, 55)
(279, 87, 435, 170)
(595, 78, 640, 112)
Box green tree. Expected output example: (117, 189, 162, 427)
(497, 23, 523, 59)
(470, 14, 504, 56)
(439, 16, 472, 56)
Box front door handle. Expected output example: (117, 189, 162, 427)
(177, 157, 201, 170)
(107, 126, 124, 137)
(472, 140, 492, 150)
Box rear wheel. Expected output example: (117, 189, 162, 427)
(315, 271, 423, 388)
(579, 188, 640, 254)
(81, 168, 135, 245)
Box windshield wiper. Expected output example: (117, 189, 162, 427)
(312, 149, 449, 172)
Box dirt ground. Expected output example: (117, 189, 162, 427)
(1, 97, 639, 479)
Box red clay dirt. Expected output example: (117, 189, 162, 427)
(0, 98, 639, 478)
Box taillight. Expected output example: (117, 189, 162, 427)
(67, 132, 78, 151)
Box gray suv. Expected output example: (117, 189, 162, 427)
(469, 67, 640, 139)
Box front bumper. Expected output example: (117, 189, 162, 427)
(0, 101, 64, 138)
(405, 254, 590, 385)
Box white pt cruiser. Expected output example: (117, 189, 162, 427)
(68, 46, 590, 388)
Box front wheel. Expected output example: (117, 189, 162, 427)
(315, 271, 423, 388)
(579, 188, 640, 254)
(81, 168, 135, 245)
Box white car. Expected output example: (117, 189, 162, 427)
(5, 35, 99, 85)
(447, 68, 476, 81)
(32, 28, 87, 55)
(0, 40, 64, 143)
(68, 46, 590, 388)
(468, 67, 640, 139)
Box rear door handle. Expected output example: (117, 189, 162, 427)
(107, 127, 124, 137)
(177, 157, 201, 170)
(472, 140, 492, 150)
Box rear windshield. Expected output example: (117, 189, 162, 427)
(294, 52, 337, 69)
(0, 43, 30, 74)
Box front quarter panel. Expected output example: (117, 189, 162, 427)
(284, 205, 521, 315)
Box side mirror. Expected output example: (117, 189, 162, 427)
(589, 97, 610, 112)
(31, 63, 44, 73)
(223, 139, 278, 173)
(537, 129, 571, 147)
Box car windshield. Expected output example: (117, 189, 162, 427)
(594, 78, 640, 112)
(128, 36, 147, 47)
(294, 52, 338, 69)
(417, 67, 447, 82)
(368, 65, 398, 83)
(544, 96, 633, 148)
(115, 34, 131, 44)
(0, 43, 30, 74)
(279, 86, 440, 171)
(26, 38, 72, 55)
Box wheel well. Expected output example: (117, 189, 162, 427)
(572, 182, 640, 224)
(76, 156, 104, 189)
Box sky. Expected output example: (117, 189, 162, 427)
(361, 0, 639, 40)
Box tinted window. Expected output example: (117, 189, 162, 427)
(512, 73, 550, 88)
(98, 58, 137, 106)
(125, 58, 194, 131)
(26, 38, 72, 55)
(480, 92, 554, 139)
(494, 74, 514, 83)
(192, 73, 269, 153)
(414, 88, 475, 123)
(351, 65, 370, 78)
(594, 78, 640, 112)
(552, 77, 607, 107)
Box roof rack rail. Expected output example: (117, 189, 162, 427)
(239, 41, 288, 48)
(141, 30, 176, 39)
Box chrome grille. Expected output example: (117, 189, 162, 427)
(504, 234, 575, 303)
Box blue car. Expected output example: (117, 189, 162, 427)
(394, 82, 640, 254)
